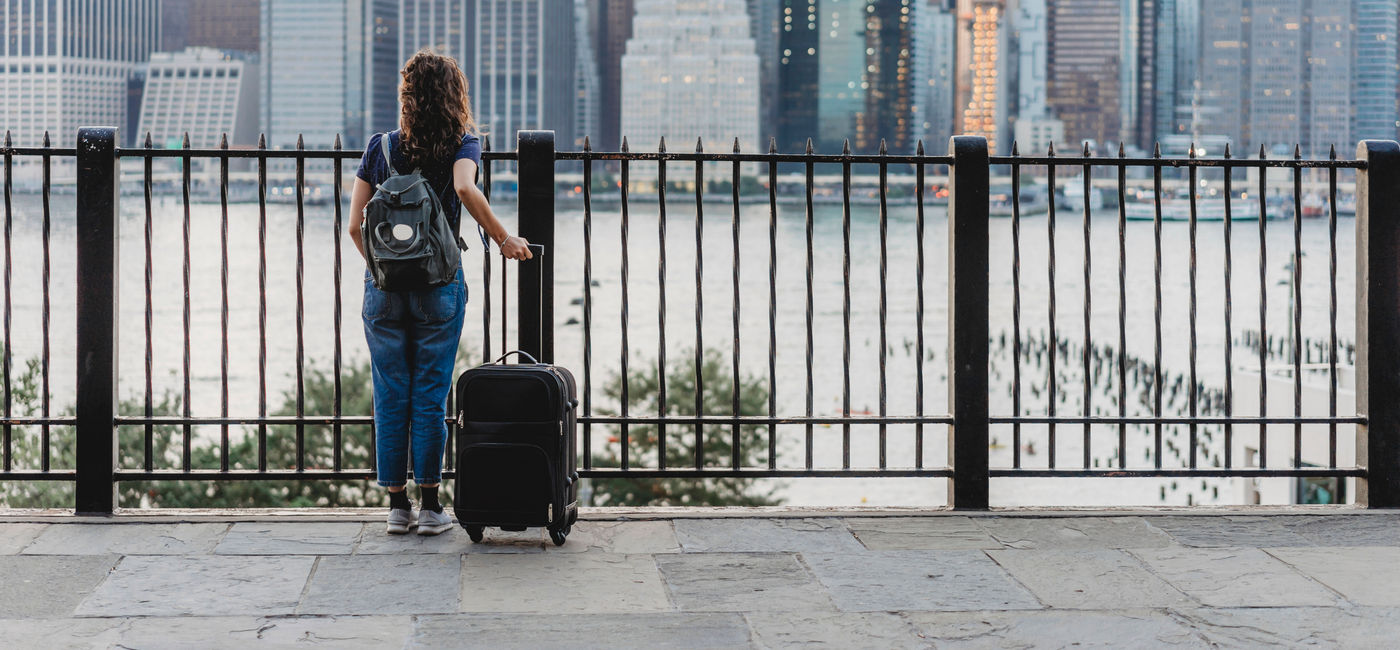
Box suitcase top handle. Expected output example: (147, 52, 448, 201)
(493, 350, 541, 365)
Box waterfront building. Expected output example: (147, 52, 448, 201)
(746, 0, 782, 144)
(957, 0, 1012, 153)
(0, 0, 161, 146)
(1353, 0, 1399, 141)
(777, 0, 819, 153)
(1197, 0, 1353, 156)
(860, 0, 920, 152)
(465, 0, 577, 152)
(1010, 0, 1058, 151)
(815, 0, 867, 152)
(1044, 0, 1127, 149)
(594, 0, 635, 150)
(161, 0, 260, 54)
(137, 47, 259, 149)
(914, 0, 956, 150)
(575, 0, 601, 148)
(1152, 0, 1201, 142)
(621, 0, 759, 183)
(260, 0, 377, 149)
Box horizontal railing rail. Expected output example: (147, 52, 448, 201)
(0, 127, 1396, 512)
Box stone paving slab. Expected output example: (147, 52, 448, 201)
(0, 555, 118, 619)
(23, 523, 229, 555)
(744, 611, 925, 649)
(215, 522, 364, 555)
(214, 523, 364, 554)
(845, 516, 1002, 551)
(675, 518, 865, 554)
(556, 520, 682, 554)
(299, 555, 461, 615)
(1170, 606, 1400, 647)
(460, 553, 671, 614)
(656, 552, 836, 613)
(412, 613, 752, 649)
(987, 549, 1194, 610)
(0, 523, 47, 554)
(978, 516, 1177, 550)
(1277, 514, 1400, 546)
(1131, 546, 1341, 607)
(1265, 546, 1400, 606)
(75, 555, 315, 617)
(906, 609, 1206, 648)
(804, 550, 1043, 612)
(107, 615, 414, 649)
(354, 523, 476, 554)
(1145, 516, 1316, 548)
(0, 618, 124, 649)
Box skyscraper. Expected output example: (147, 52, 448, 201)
(162, 0, 260, 54)
(777, 0, 820, 153)
(1354, 0, 1399, 141)
(0, 0, 161, 146)
(261, 0, 369, 148)
(861, 0, 920, 152)
(1197, 0, 1354, 156)
(621, 0, 759, 180)
(575, 0, 601, 148)
(746, 0, 782, 143)
(915, 0, 957, 150)
(595, 0, 635, 150)
(1044, 0, 1127, 149)
(958, 0, 1012, 152)
(465, 0, 577, 150)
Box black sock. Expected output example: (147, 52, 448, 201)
(420, 486, 442, 513)
(388, 490, 411, 511)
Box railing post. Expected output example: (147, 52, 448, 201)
(517, 130, 555, 363)
(947, 135, 990, 510)
(74, 127, 120, 514)
(1356, 140, 1400, 508)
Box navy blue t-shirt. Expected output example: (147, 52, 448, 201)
(356, 130, 482, 232)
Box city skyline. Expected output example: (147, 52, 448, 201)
(0, 0, 1397, 154)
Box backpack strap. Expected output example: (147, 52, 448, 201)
(380, 133, 398, 176)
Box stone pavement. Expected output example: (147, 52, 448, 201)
(1, 509, 1398, 648)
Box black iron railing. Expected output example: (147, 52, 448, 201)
(1, 127, 1397, 512)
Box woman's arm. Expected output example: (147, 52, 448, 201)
(454, 158, 532, 260)
(348, 178, 374, 262)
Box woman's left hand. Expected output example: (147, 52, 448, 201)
(500, 236, 533, 260)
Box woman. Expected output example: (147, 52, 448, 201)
(349, 49, 531, 536)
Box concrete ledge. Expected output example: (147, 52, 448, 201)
(0, 504, 1392, 524)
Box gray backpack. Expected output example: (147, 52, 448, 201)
(363, 134, 465, 291)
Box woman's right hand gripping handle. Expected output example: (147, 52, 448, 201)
(500, 236, 533, 260)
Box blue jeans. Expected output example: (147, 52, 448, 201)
(362, 268, 466, 487)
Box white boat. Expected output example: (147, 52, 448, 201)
(1062, 181, 1103, 212)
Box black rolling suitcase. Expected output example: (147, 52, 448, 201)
(453, 247, 579, 546)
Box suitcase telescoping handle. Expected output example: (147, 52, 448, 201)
(497, 244, 547, 365)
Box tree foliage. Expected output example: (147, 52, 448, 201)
(585, 349, 780, 507)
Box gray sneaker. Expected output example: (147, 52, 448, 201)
(386, 508, 417, 535)
(417, 508, 453, 536)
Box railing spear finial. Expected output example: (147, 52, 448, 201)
(1224, 142, 1232, 159)
(1153, 142, 1161, 158)
(1010, 140, 1018, 156)
(3, 130, 10, 147)
(144, 132, 153, 148)
(43, 130, 50, 147)
(733, 136, 740, 153)
(183, 132, 190, 149)
(768, 136, 777, 154)
(805, 138, 813, 155)
(1259, 143, 1267, 159)
(695, 136, 703, 153)
(220, 132, 228, 149)
(296, 133, 304, 150)
(1118, 141, 1125, 158)
(1189, 141, 1196, 159)
(841, 138, 851, 155)
(1329, 144, 1336, 160)
(1048, 141, 1056, 157)
(916, 138, 924, 155)
(1294, 143, 1302, 160)
(333, 133, 340, 150)
(583, 134, 591, 152)
(1083, 140, 1091, 157)
(621, 135, 630, 152)
(658, 136, 667, 153)
(878, 138, 887, 155)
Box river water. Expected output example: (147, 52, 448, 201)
(3, 183, 1357, 506)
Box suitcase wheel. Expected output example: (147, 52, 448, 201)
(464, 524, 485, 543)
(549, 527, 568, 546)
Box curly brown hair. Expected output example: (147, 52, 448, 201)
(399, 49, 478, 170)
